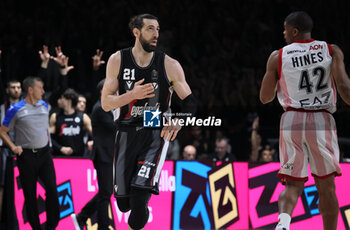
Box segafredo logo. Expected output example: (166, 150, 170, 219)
(143, 110, 221, 127)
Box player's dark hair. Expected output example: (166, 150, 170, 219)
(285, 11, 313, 33)
(62, 88, 79, 107)
(129, 13, 158, 32)
(22, 77, 42, 93)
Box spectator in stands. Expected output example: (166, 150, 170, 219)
(185, 126, 212, 160)
(0, 79, 22, 221)
(38, 45, 74, 107)
(182, 145, 197, 160)
(249, 116, 277, 162)
(49, 88, 92, 157)
(76, 95, 87, 112)
(258, 145, 276, 162)
(212, 137, 237, 162)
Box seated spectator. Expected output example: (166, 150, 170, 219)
(249, 116, 278, 162)
(212, 137, 237, 162)
(76, 95, 87, 112)
(185, 126, 212, 160)
(258, 145, 276, 162)
(49, 88, 92, 157)
(182, 145, 197, 160)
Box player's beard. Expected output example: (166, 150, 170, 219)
(139, 33, 156, 53)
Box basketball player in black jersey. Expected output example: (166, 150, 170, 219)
(50, 88, 93, 157)
(101, 14, 196, 230)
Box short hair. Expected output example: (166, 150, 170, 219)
(216, 137, 229, 144)
(22, 77, 42, 93)
(285, 11, 313, 33)
(62, 88, 79, 107)
(97, 79, 105, 92)
(128, 14, 158, 32)
(7, 80, 21, 88)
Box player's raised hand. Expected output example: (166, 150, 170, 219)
(130, 78, 155, 99)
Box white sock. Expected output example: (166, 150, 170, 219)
(278, 213, 291, 228)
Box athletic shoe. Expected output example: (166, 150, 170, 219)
(275, 223, 288, 230)
(71, 213, 85, 230)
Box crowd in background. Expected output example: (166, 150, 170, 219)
(1, 0, 350, 162)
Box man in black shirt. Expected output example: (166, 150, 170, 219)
(49, 88, 92, 157)
(71, 80, 116, 230)
(212, 137, 237, 162)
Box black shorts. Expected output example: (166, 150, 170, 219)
(113, 127, 169, 197)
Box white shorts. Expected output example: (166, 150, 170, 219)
(278, 110, 342, 183)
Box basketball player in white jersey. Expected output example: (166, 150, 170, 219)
(260, 11, 350, 230)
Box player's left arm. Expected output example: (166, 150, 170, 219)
(260, 50, 279, 104)
(161, 55, 196, 141)
(165, 55, 192, 99)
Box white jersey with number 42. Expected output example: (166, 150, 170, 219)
(277, 39, 336, 113)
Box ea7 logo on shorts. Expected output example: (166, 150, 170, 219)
(143, 109, 161, 127)
(208, 163, 239, 229)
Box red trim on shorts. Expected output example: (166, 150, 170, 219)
(327, 43, 333, 56)
(293, 38, 315, 43)
(286, 107, 330, 113)
(277, 173, 308, 185)
(312, 171, 342, 179)
(138, 161, 144, 164)
(278, 48, 283, 79)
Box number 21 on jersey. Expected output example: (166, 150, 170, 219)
(123, 68, 135, 80)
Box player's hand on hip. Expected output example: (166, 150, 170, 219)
(12, 146, 23, 156)
(130, 79, 155, 100)
(161, 118, 182, 141)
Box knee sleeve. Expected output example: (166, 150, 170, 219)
(116, 197, 130, 212)
(128, 190, 152, 230)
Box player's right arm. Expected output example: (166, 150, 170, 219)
(331, 44, 350, 105)
(260, 50, 279, 104)
(101, 52, 155, 112)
